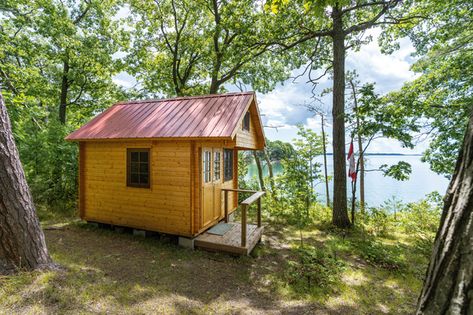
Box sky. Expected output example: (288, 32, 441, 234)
(113, 29, 425, 154)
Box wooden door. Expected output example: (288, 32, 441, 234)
(202, 148, 214, 227)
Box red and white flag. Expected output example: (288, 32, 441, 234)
(347, 141, 357, 182)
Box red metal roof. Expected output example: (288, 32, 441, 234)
(66, 92, 259, 140)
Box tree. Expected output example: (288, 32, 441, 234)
(304, 105, 331, 207)
(128, 0, 290, 97)
(0, 0, 127, 206)
(266, 139, 295, 162)
(320, 113, 330, 207)
(266, 0, 420, 228)
(0, 92, 52, 273)
(348, 76, 365, 214)
(345, 76, 417, 222)
(278, 126, 322, 243)
(40, 0, 126, 124)
(383, 0, 472, 178)
(253, 151, 266, 191)
(416, 108, 473, 314)
(262, 148, 276, 195)
(0, 0, 126, 125)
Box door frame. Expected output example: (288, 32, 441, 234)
(201, 147, 214, 228)
(212, 148, 223, 221)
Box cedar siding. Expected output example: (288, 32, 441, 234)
(81, 140, 192, 236)
(235, 100, 264, 150)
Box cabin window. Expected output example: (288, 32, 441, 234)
(127, 148, 150, 188)
(203, 150, 211, 183)
(223, 149, 233, 181)
(242, 111, 250, 131)
(214, 151, 221, 181)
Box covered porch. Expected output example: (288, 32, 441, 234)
(195, 189, 265, 255)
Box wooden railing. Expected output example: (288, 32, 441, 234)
(221, 188, 265, 247)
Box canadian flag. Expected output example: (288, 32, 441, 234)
(347, 141, 357, 182)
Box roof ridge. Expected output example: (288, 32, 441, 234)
(115, 91, 255, 106)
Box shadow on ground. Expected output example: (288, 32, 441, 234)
(0, 221, 420, 314)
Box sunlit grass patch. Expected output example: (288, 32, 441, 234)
(0, 203, 431, 314)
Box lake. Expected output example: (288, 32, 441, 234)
(246, 155, 450, 206)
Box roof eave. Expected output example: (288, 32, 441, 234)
(65, 136, 235, 142)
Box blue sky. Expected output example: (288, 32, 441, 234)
(114, 29, 425, 154)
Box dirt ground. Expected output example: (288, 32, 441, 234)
(0, 220, 421, 314)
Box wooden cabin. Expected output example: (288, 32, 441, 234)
(66, 92, 266, 254)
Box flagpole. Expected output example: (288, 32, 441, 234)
(351, 174, 357, 225)
(348, 136, 357, 225)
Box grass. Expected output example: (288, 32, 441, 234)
(0, 209, 428, 314)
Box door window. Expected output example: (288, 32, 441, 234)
(203, 150, 211, 183)
(224, 149, 233, 181)
(213, 151, 221, 181)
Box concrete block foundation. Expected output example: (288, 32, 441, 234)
(178, 236, 195, 249)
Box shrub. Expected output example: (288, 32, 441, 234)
(311, 203, 332, 225)
(351, 237, 405, 270)
(363, 206, 393, 236)
(286, 245, 345, 294)
(398, 195, 442, 237)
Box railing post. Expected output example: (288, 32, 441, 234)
(257, 197, 262, 228)
(224, 190, 228, 223)
(241, 204, 247, 247)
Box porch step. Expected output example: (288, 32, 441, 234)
(194, 223, 263, 255)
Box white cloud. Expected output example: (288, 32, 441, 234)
(257, 29, 423, 153)
(346, 29, 417, 93)
(113, 72, 137, 89)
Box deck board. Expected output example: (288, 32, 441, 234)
(195, 223, 263, 255)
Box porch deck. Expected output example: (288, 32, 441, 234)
(195, 222, 264, 255)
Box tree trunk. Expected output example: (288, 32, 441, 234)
(209, 79, 220, 94)
(59, 57, 70, 124)
(351, 179, 356, 225)
(263, 148, 275, 194)
(416, 110, 473, 314)
(0, 92, 53, 274)
(253, 151, 265, 191)
(351, 81, 365, 215)
(209, 0, 222, 95)
(321, 114, 330, 207)
(357, 133, 365, 215)
(331, 7, 350, 228)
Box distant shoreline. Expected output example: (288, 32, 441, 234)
(324, 153, 422, 156)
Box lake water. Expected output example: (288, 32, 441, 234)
(246, 155, 450, 206)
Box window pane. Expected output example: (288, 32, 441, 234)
(214, 152, 221, 181)
(140, 174, 149, 185)
(131, 162, 139, 173)
(139, 162, 148, 173)
(224, 149, 233, 181)
(131, 152, 139, 162)
(130, 173, 139, 184)
(128, 149, 150, 187)
(243, 112, 250, 131)
(140, 152, 149, 163)
(203, 151, 211, 183)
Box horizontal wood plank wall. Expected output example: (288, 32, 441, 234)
(82, 140, 192, 236)
(192, 140, 238, 235)
(235, 103, 263, 150)
(79, 142, 86, 218)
